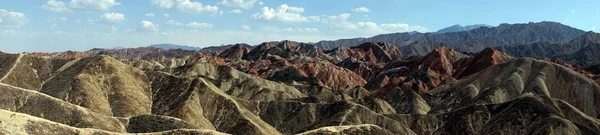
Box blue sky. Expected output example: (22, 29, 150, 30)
(0, 0, 598, 53)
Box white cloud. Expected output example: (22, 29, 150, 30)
(88, 19, 99, 24)
(42, 0, 73, 13)
(175, 0, 220, 15)
(258, 1, 263, 5)
(241, 24, 250, 30)
(283, 27, 319, 33)
(150, 0, 174, 9)
(42, 0, 120, 13)
(251, 4, 320, 23)
(229, 9, 242, 14)
(100, 12, 125, 24)
(0, 19, 2, 23)
(321, 13, 356, 30)
(151, 0, 221, 16)
(571, 10, 576, 13)
(379, 23, 428, 32)
(137, 20, 159, 32)
(352, 7, 370, 13)
(69, 0, 120, 12)
(145, 13, 156, 17)
(46, 17, 66, 23)
(185, 22, 213, 29)
(592, 27, 597, 31)
(166, 20, 183, 26)
(221, 0, 257, 9)
(166, 20, 212, 30)
(322, 13, 427, 33)
(259, 26, 281, 32)
(0, 9, 28, 27)
(164, 13, 170, 18)
(0, 30, 342, 53)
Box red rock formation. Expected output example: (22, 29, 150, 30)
(31, 51, 92, 59)
(31, 47, 197, 61)
(218, 44, 250, 60)
(298, 60, 366, 90)
(348, 42, 394, 64)
(296, 43, 325, 58)
(185, 52, 226, 65)
(277, 40, 298, 52)
(336, 57, 385, 80)
(407, 46, 466, 76)
(453, 47, 512, 79)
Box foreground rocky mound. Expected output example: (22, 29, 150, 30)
(0, 109, 226, 135)
(429, 94, 600, 134)
(0, 52, 55, 91)
(41, 55, 152, 117)
(297, 124, 393, 135)
(148, 71, 284, 135)
(0, 83, 229, 134)
(429, 58, 600, 116)
(171, 62, 306, 100)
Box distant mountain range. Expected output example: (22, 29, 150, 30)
(315, 21, 586, 56)
(498, 32, 600, 67)
(149, 44, 203, 51)
(435, 24, 493, 33)
(45, 21, 599, 67)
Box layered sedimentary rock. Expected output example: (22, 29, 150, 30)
(218, 43, 250, 60)
(429, 58, 600, 117)
(454, 47, 512, 78)
(0, 52, 55, 91)
(242, 100, 416, 134)
(297, 43, 325, 57)
(0, 83, 127, 132)
(171, 63, 306, 101)
(41, 55, 152, 117)
(148, 71, 283, 135)
(0, 109, 226, 135)
(2, 35, 600, 135)
(297, 124, 394, 135)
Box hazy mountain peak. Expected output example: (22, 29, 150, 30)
(149, 44, 202, 51)
(435, 24, 492, 33)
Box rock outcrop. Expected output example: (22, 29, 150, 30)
(148, 71, 284, 135)
(0, 52, 54, 91)
(171, 63, 306, 101)
(41, 55, 152, 117)
(218, 43, 250, 60)
(429, 58, 600, 117)
(454, 47, 512, 79)
(3, 35, 600, 135)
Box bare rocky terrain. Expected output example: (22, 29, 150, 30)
(2, 22, 600, 134)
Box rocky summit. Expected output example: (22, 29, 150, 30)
(3, 21, 600, 134)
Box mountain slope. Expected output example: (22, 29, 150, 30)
(41, 55, 152, 117)
(149, 44, 203, 51)
(498, 32, 600, 66)
(435, 24, 492, 34)
(316, 21, 586, 56)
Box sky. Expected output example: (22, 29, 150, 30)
(0, 0, 598, 53)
